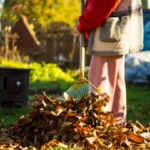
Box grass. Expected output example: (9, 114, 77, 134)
(0, 84, 150, 127)
(126, 85, 150, 125)
(0, 84, 150, 150)
(0, 106, 33, 127)
(29, 82, 61, 95)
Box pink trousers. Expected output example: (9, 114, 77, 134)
(89, 55, 126, 125)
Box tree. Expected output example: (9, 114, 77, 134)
(4, 0, 10, 7)
(2, 0, 80, 27)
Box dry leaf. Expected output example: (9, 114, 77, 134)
(73, 134, 80, 140)
(0, 92, 149, 150)
(61, 121, 72, 127)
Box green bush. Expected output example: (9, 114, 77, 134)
(0, 59, 75, 91)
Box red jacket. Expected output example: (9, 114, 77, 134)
(76, 0, 121, 39)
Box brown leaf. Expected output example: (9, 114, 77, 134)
(96, 126, 104, 131)
(49, 129, 57, 135)
(57, 118, 64, 129)
(67, 113, 79, 122)
(128, 132, 143, 144)
(62, 133, 66, 142)
(55, 108, 64, 116)
(44, 139, 68, 148)
(43, 95, 51, 104)
(30, 102, 40, 109)
(80, 95, 90, 103)
(53, 134, 59, 139)
(0, 91, 149, 150)
(97, 138, 108, 149)
(50, 95, 58, 100)
(67, 104, 73, 108)
(94, 107, 105, 114)
(61, 121, 72, 127)
(136, 121, 145, 130)
(29, 145, 37, 150)
(6, 137, 14, 143)
(112, 129, 126, 141)
(63, 92, 70, 101)
(57, 143, 68, 148)
(35, 95, 43, 104)
(34, 135, 38, 145)
(9, 143, 20, 148)
(111, 140, 118, 149)
(86, 137, 95, 144)
(73, 134, 80, 140)
(85, 137, 97, 149)
(133, 124, 143, 134)
(10, 127, 19, 134)
(58, 127, 67, 137)
(44, 139, 58, 147)
(42, 99, 47, 107)
(16, 138, 22, 143)
(140, 132, 150, 139)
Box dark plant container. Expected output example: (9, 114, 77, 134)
(0, 67, 32, 108)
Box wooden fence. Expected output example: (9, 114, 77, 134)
(0, 19, 91, 68)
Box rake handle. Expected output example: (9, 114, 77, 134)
(79, 0, 85, 77)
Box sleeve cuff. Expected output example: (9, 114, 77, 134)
(76, 23, 85, 33)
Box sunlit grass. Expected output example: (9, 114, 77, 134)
(0, 85, 150, 127)
(0, 105, 33, 126)
(126, 86, 150, 125)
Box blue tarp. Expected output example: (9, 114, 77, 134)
(125, 10, 150, 83)
(142, 9, 150, 51)
(125, 51, 150, 83)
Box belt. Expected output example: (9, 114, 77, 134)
(109, 10, 130, 17)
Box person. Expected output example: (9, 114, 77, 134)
(76, 0, 143, 125)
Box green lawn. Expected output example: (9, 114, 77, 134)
(0, 85, 150, 127)
(126, 86, 150, 125)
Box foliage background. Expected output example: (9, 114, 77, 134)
(0, 59, 75, 92)
(0, 60, 150, 127)
(0, 0, 150, 130)
(2, 0, 80, 27)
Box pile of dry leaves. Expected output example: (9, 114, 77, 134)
(0, 90, 150, 150)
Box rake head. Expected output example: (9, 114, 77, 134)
(57, 72, 98, 101)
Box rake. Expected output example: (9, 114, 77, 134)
(57, 0, 98, 101)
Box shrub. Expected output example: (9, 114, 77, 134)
(0, 59, 75, 91)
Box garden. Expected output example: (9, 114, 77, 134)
(0, 59, 150, 149)
(0, 0, 150, 149)
(0, 59, 150, 127)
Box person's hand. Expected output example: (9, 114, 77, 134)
(75, 27, 81, 36)
(78, 31, 81, 36)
